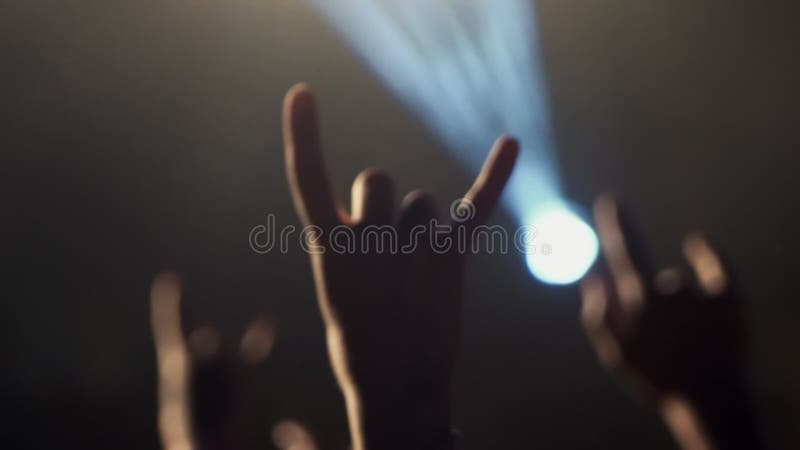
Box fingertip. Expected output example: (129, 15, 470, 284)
(283, 84, 317, 161)
(460, 136, 519, 228)
(398, 190, 438, 244)
(151, 271, 181, 303)
(681, 232, 708, 254)
(492, 135, 520, 166)
(495, 134, 519, 152)
(682, 232, 728, 296)
(352, 168, 395, 203)
(351, 167, 396, 224)
(399, 189, 438, 227)
(284, 83, 316, 122)
(654, 267, 686, 296)
(150, 272, 183, 340)
(593, 194, 619, 224)
(187, 326, 222, 362)
(285, 83, 313, 106)
(240, 317, 277, 365)
(401, 189, 437, 213)
(593, 194, 621, 257)
(480, 135, 520, 186)
(399, 189, 437, 229)
(354, 167, 393, 186)
(581, 275, 607, 319)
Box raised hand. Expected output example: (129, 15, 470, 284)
(581, 196, 760, 450)
(283, 84, 518, 450)
(150, 273, 279, 450)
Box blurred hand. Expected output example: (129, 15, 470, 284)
(581, 196, 760, 450)
(282, 84, 518, 450)
(150, 273, 279, 450)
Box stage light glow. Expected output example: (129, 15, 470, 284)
(308, 0, 598, 284)
(525, 206, 599, 285)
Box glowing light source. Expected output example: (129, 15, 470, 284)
(308, 0, 598, 284)
(525, 205, 599, 285)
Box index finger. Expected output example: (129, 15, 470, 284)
(282, 84, 342, 230)
(593, 195, 648, 310)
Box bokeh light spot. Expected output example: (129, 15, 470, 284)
(526, 207, 598, 284)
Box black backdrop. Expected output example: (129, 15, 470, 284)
(3, 1, 799, 449)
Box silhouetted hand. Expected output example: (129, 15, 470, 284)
(282, 84, 518, 450)
(581, 196, 760, 450)
(150, 273, 279, 450)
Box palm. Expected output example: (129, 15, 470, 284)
(323, 242, 462, 386)
(625, 287, 744, 395)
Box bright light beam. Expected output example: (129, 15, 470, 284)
(307, 0, 598, 284)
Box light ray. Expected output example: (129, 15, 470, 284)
(308, 0, 598, 284)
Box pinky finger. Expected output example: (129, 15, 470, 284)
(682, 233, 729, 297)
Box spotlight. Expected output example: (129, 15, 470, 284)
(525, 205, 598, 285)
(308, 0, 599, 284)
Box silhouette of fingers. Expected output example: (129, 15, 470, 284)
(682, 233, 729, 297)
(397, 190, 437, 251)
(653, 267, 687, 297)
(459, 136, 519, 230)
(350, 168, 395, 226)
(581, 274, 624, 368)
(239, 318, 276, 365)
(283, 84, 341, 230)
(186, 326, 222, 362)
(594, 196, 650, 312)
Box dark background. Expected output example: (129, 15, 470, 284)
(2, 1, 798, 449)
